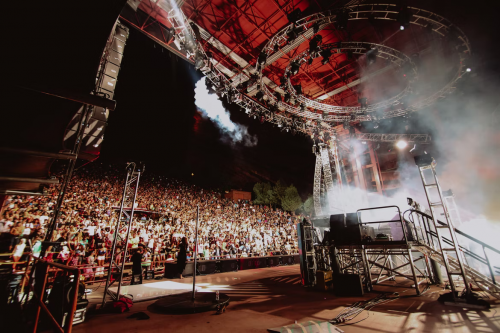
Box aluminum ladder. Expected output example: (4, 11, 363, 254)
(415, 155, 471, 301)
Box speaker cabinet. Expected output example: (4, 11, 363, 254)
(197, 260, 217, 275)
(219, 259, 238, 272)
(333, 274, 364, 296)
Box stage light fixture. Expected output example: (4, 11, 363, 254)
(284, 93, 291, 103)
(274, 91, 282, 102)
(366, 48, 378, 65)
(358, 97, 368, 110)
(313, 22, 320, 34)
(293, 84, 303, 95)
(300, 103, 307, 112)
(279, 76, 287, 88)
(466, 68, 472, 72)
(373, 121, 379, 129)
(335, 11, 349, 30)
(396, 140, 408, 149)
(397, 6, 413, 31)
(245, 107, 251, 114)
(290, 61, 300, 75)
(309, 34, 322, 54)
(255, 91, 264, 101)
(258, 51, 267, 65)
(361, 141, 367, 145)
(274, 44, 279, 52)
(320, 49, 332, 65)
(287, 28, 298, 42)
(308, 58, 313, 65)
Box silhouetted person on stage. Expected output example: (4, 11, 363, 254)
(177, 237, 188, 279)
(131, 246, 144, 285)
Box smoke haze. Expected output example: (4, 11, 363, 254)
(194, 77, 257, 147)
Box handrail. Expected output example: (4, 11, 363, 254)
(410, 210, 500, 255)
(357, 205, 407, 243)
(25, 255, 80, 333)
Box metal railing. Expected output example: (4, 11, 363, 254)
(23, 256, 80, 333)
(357, 205, 409, 243)
(405, 209, 500, 287)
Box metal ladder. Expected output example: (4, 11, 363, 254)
(102, 162, 143, 307)
(416, 156, 471, 301)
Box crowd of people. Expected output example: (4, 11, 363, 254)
(0, 163, 301, 277)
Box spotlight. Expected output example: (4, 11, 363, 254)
(255, 91, 264, 101)
(279, 76, 287, 88)
(335, 11, 350, 30)
(290, 61, 300, 75)
(366, 48, 378, 65)
(309, 34, 322, 54)
(258, 51, 267, 65)
(396, 140, 408, 149)
(313, 22, 320, 34)
(245, 107, 251, 114)
(373, 121, 379, 129)
(397, 6, 413, 31)
(274, 44, 279, 52)
(466, 67, 472, 72)
(361, 141, 367, 145)
(320, 49, 332, 65)
(300, 103, 307, 112)
(322, 111, 328, 119)
(287, 28, 298, 42)
(307, 57, 313, 65)
(284, 93, 291, 103)
(274, 91, 282, 102)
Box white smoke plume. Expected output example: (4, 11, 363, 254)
(194, 77, 257, 147)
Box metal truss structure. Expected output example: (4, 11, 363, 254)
(313, 141, 344, 216)
(120, 1, 471, 138)
(354, 133, 431, 144)
(102, 162, 144, 306)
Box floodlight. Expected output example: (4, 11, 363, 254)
(396, 140, 408, 149)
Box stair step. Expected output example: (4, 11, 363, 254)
(442, 248, 457, 251)
(436, 225, 450, 229)
(430, 203, 443, 207)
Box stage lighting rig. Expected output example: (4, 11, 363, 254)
(284, 93, 291, 103)
(274, 91, 282, 102)
(334, 11, 350, 30)
(397, 6, 413, 30)
(257, 51, 267, 65)
(309, 35, 322, 54)
(320, 49, 332, 65)
(279, 76, 287, 88)
(366, 48, 378, 65)
(396, 140, 408, 149)
(255, 91, 264, 101)
(300, 103, 307, 112)
(373, 121, 379, 129)
(293, 84, 303, 95)
(290, 61, 300, 75)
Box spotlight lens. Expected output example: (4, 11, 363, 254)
(466, 68, 472, 72)
(396, 140, 408, 149)
(400, 25, 405, 31)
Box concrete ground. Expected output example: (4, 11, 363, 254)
(76, 265, 500, 333)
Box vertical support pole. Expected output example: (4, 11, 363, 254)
(483, 246, 497, 286)
(192, 205, 199, 300)
(408, 249, 421, 295)
(33, 263, 49, 333)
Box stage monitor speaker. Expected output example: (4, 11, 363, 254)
(333, 274, 364, 296)
(316, 270, 333, 291)
(345, 213, 359, 226)
(253, 257, 267, 269)
(267, 257, 280, 267)
(219, 259, 238, 272)
(238, 257, 254, 270)
(281, 255, 294, 265)
(197, 260, 217, 275)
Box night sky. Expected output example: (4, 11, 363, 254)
(100, 27, 316, 196)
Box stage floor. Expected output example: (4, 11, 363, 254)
(78, 265, 500, 333)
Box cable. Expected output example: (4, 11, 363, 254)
(330, 292, 399, 326)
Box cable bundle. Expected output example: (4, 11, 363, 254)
(330, 292, 399, 325)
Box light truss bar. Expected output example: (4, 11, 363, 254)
(354, 133, 432, 143)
